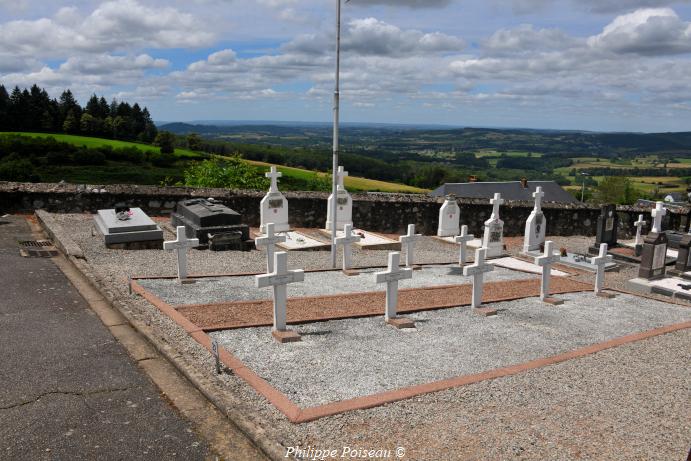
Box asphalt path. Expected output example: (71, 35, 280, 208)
(0, 215, 212, 461)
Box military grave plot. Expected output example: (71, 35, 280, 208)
(77, 194, 691, 424)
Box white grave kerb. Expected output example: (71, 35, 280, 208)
(534, 240, 561, 302)
(455, 225, 474, 267)
(437, 195, 460, 237)
(651, 202, 666, 233)
(335, 223, 362, 271)
(523, 186, 547, 253)
(260, 166, 290, 233)
(255, 252, 304, 333)
(326, 166, 353, 232)
(463, 247, 495, 308)
(375, 252, 413, 321)
(482, 193, 505, 258)
(255, 223, 287, 273)
(634, 214, 646, 246)
(399, 224, 422, 268)
(163, 226, 199, 282)
(591, 243, 612, 295)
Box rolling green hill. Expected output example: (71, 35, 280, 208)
(0, 132, 428, 193)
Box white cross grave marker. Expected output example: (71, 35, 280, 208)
(337, 165, 348, 189)
(335, 223, 362, 272)
(534, 241, 563, 304)
(400, 224, 422, 269)
(163, 226, 199, 282)
(375, 252, 413, 324)
(255, 252, 305, 341)
(489, 193, 504, 220)
(463, 247, 495, 309)
(634, 214, 646, 246)
(266, 166, 282, 193)
(651, 201, 666, 233)
(591, 243, 614, 298)
(455, 225, 474, 267)
(255, 223, 286, 273)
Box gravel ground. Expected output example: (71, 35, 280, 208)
(210, 292, 691, 407)
(50, 213, 691, 460)
(138, 264, 538, 306)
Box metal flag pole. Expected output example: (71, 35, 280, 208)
(330, 0, 344, 268)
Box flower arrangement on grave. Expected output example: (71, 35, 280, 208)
(560, 247, 568, 257)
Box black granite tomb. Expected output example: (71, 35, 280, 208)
(595, 204, 618, 248)
(669, 234, 691, 277)
(171, 198, 251, 250)
(638, 231, 668, 280)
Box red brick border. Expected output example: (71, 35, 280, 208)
(130, 279, 691, 424)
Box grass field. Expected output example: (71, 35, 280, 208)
(3, 132, 427, 193)
(1, 132, 202, 158)
(474, 149, 543, 159)
(246, 160, 429, 193)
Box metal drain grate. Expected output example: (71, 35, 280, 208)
(18, 239, 59, 258)
(18, 240, 54, 248)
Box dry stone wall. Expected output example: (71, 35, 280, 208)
(1, 181, 689, 238)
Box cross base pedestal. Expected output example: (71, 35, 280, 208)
(272, 329, 302, 343)
(474, 307, 498, 317)
(543, 297, 564, 306)
(386, 317, 416, 329)
(596, 291, 616, 299)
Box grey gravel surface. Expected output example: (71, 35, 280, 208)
(51, 213, 691, 460)
(138, 264, 536, 306)
(210, 292, 691, 407)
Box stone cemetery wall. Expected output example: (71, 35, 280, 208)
(1, 181, 689, 238)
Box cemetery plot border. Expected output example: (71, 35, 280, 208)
(129, 279, 691, 424)
(130, 276, 593, 331)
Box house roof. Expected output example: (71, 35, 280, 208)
(430, 181, 578, 204)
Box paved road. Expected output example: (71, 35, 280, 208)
(0, 216, 213, 460)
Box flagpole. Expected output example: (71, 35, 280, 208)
(330, 0, 342, 268)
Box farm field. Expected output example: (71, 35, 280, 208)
(2, 132, 428, 193)
(245, 159, 429, 193)
(1, 132, 202, 158)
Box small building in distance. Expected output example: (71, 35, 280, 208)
(430, 178, 579, 204)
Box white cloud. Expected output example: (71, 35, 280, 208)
(0, 0, 214, 59)
(588, 8, 691, 55)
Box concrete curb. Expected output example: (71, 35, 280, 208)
(36, 212, 286, 461)
(35, 209, 85, 259)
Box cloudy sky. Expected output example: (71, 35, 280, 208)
(1, 0, 690, 131)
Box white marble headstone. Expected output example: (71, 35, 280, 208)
(260, 166, 290, 233)
(326, 166, 353, 232)
(437, 196, 460, 237)
(523, 186, 546, 253)
(482, 193, 505, 258)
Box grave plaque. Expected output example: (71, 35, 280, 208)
(595, 204, 618, 248)
(171, 198, 250, 249)
(638, 231, 668, 280)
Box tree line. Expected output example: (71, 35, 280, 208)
(0, 83, 158, 142)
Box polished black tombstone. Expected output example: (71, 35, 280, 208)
(669, 234, 691, 277)
(638, 231, 668, 280)
(171, 198, 250, 250)
(595, 204, 618, 247)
